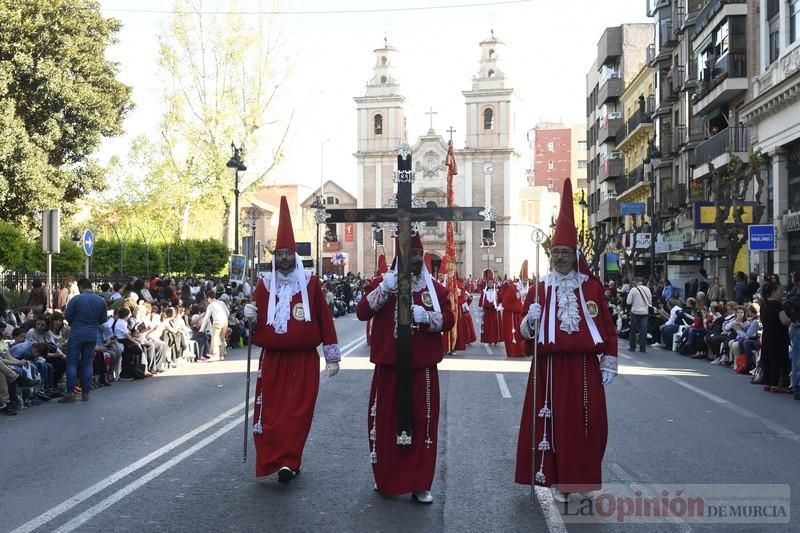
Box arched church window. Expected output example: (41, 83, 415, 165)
(488, 49, 495, 59)
(487, 69, 495, 78)
(374, 114, 383, 135)
(426, 201, 438, 227)
(380, 75, 387, 84)
(483, 108, 494, 130)
(381, 56, 387, 65)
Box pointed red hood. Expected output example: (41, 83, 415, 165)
(274, 196, 296, 251)
(552, 179, 577, 250)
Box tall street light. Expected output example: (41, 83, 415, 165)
(578, 189, 587, 254)
(643, 140, 662, 281)
(227, 142, 247, 254)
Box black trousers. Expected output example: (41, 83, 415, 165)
(629, 313, 649, 351)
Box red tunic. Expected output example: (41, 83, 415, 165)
(356, 275, 455, 495)
(479, 288, 502, 343)
(501, 284, 526, 357)
(515, 274, 618, 491)
(251, 273, 338, 477)
(455, 290, 476, 349)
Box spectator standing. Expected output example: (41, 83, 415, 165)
(783, 273, 800, 398)
(759, 281, 791, 392)
(26, 279, 47, 315)
(626, 277, 652, 353)
(734, 272, 748, 304)
(60, 279, 107, 403)
(707, 276, 725, 303)
(200, 290, 230, 361)
(662, 280, 677, 302)
(746, 272, 760, 302)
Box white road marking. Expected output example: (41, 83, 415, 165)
(620, 349, 800, 443)
(534, 486, 568, 533)
(609, 463, 692, 533)
(52, 413, 246, 533)
(495, 373, 512, 398)
(339, 335, 366, 353)
(341, 339, 366, 358)
(11, 401, 250, 533)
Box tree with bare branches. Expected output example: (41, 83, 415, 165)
(709, 150, 765, 295)
(154, 0, 292, 243)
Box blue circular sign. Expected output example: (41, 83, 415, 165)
(82, 229, 94, 257)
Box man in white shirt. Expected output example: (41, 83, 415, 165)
(625, 277, 652, 353)
(200, 290, 230, 361)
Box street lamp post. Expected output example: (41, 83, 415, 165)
(578, 190, 587, 253)
(644, 141, 662, 283)
(311, 194, 326, 276)
(226, 142, 248, 255)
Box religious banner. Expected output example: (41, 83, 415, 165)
(444, 139, 459, 353)
(344, 223, 355, 242)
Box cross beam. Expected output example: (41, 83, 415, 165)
(325, 146, 486, 445)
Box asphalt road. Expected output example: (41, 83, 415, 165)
(2, 303, 800, 533)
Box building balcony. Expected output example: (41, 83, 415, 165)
(597, 197, 619, 221)
(598, 115, 623, 144)
(692, 125, 750, 178)
(598, 76, 624, 105)
(692, 0, 747, 41)
(743, 43, 800, 124)
(597, 26, 623, 67)
(659, 131, 676, 157)
(617, 106, 655, 151)
(599, 157, 624, 181)
(684, 58, 698, 91)
(616, 165, 648, 198)
(660, 18, 678, 49)
(661, 183, 688, 211)
(692, 53, 748, 115)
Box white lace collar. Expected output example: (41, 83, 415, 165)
(259, 259, 312, 334)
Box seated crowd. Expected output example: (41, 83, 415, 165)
(0, 275, 253, 416)
(607, 269, 800, 401)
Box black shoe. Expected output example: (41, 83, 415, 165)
(639, 348, 646, 353)
(277, 467, 297, 484)
(36, 391, 51, 401)
(1, 403, 18, 415)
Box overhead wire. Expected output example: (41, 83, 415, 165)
(100, 0, 532, 16)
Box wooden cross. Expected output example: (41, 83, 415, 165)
(446, 126, 456, 141)
(425, 107, 438, 131)
(324, 145, 487, 445)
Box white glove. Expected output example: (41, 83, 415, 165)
(527, 303, 542, 324)
(324, 362, 339, 378)
(380, 271, 397, 293)
(496, 304, 504, 313)
(412, 304, 430, 324)
(461, 303, 469, 313)
(601, 370, 616, 385)
(244, 303, 258, 322)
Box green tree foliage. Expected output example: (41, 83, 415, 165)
(0, 0, 133, 229)
(0, 221, 27, 269)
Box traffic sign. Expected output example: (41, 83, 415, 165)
(748, 224, 775, 251)
(82, 229, 94, 257)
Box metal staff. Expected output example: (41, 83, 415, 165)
(243, 215, 258, 463)
(530, 227, 547, 506)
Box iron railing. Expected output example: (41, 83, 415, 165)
(693, 125, 750, 166)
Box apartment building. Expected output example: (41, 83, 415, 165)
(741, 0, 800, 278)
(586, 23, 654, 279)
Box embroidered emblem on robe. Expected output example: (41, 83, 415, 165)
(586, 300, 599, 317)
(421, 291, 433, 308)
(292, 302, 305, 320)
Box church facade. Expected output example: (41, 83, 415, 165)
(353, 34, 525, 279)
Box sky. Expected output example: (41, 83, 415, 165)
(97, 0, 650, 198)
